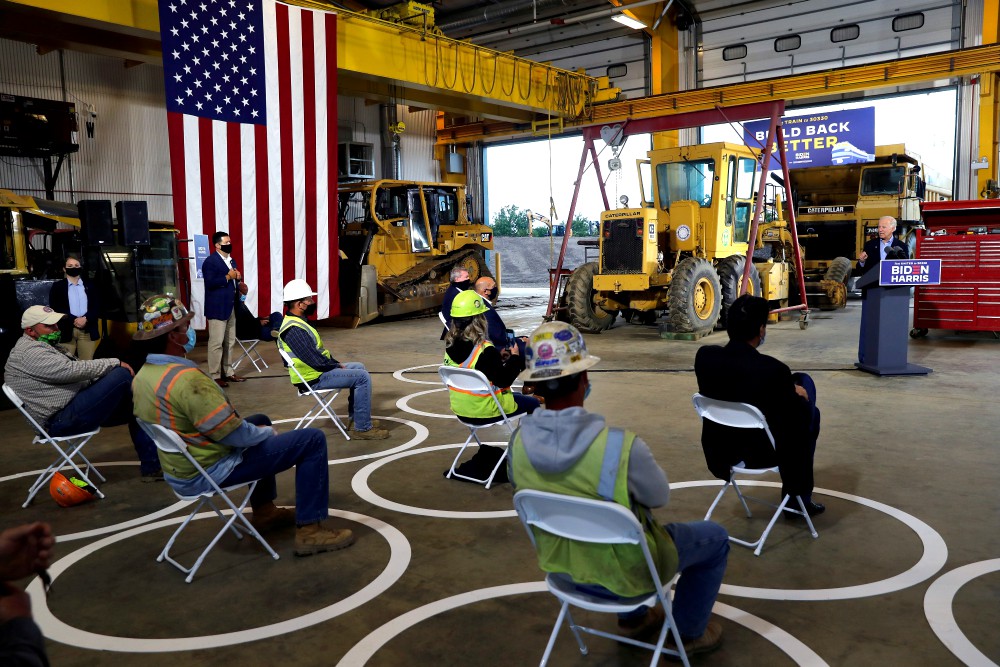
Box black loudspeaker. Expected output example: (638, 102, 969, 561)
(116, 200, 150, 246)
(78, 200, 114, 247)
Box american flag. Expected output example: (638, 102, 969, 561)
(159, 0, 339, 325)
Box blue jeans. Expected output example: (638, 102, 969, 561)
(47, 366, 160, 475)
(311, 362, 375, 430)
(218, 414, 330, 525)
(610, 520, 729, 639)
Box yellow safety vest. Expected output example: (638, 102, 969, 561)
(278, 315, 331, 383)
(509, 426, 679, 598)
(443, 341, 517, 419)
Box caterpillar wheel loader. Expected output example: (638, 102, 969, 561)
(336, 180, 495, 326)
(562, 142, 803, 336)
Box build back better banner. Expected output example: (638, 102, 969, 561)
(744, 107, 875, 169)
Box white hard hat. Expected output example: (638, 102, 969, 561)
(283, 278, 317, 302)
(519, 322, 600, 382)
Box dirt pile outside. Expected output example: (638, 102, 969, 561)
(491, 236, 597, 286)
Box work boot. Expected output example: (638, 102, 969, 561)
(294, 523, 355, 557)
(347, 419, 380, 431)
(348, 426, 390, 440)
(251, 505, 295, 533)
(617, 605, 665, 640)
(666, 619, 724, 659)
(140, 470, 164, 483)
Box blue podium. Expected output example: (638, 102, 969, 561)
(855, 269, 931, 376)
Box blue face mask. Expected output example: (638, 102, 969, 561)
(584, 380, 592, 400)
(183, 327, 196, 353)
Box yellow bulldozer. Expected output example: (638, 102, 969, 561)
(562, 142, 803, 335)
(336, 179, 495, 325)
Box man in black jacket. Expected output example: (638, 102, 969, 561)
(694, 295, 824, 516)
(858, 216, 909, 276)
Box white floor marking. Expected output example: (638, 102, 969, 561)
(924, 559, 1000, 667)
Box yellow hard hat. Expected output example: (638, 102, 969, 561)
(450, 290, 489, 318)
(519, 322, 600, 382)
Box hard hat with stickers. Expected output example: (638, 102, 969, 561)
(132, 295, 194, 340)
(519, 322, 600, 382)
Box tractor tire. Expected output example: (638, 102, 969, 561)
(456, 250, 491, 283)
(668, 257, 722, 335)
(566, 262, 617, 333)
(823, 256, 852, 283)
(716, 255, 762, 329)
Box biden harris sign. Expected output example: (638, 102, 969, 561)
(879, 259, 942, 286)
(744, 107, 875, 169)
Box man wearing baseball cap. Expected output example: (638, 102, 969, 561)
(131, 295, 354, 555)
(4, 305, 161, 480)
(508, 322, 729, 657)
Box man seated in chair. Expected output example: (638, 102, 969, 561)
(509, 322, 728, 656)
(130, 295, 354, 556)
(473, 276, 527, 356)
(694, 294, 824, 516)
(4, 305, 162, 481)
(277, 279, 389, 440)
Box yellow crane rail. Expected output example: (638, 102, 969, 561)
(439, 43, 1000, 143)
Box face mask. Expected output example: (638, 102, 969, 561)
(239, 294, 247, 302)
(758, 332, 765, 348)
(183, 327, 197, 353)
(39, 331, 62, 346)
(303, 303, 317, 317)
(455, 279, 471, 290)
(219, 244, 232, 254)
(65, 267, 81, 277)
(488, 288, 498, 301)
(584, 380, 592, 401)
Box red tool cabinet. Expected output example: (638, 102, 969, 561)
(912, 200, 1000, 335)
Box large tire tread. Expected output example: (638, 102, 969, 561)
(716, 254, 762, 329)
(566, 262, 616, 333)
(668, 257, 722, 334)
(823, 256, 852, 283)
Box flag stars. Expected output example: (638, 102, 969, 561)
(212, 61, 221, 70)
(224, 95, 231, 105)
(194, 79, 203, 88)
(214, 83, 222, 92)
(183, 64, 192, 74)
(241, 98, 249, 106)
(196, 101, 204, 110)
(215, 105, 222, 114)
(192, 56, 200, 65)
(251, 109, 258, 118)
(233, 108, 240, 116)
(175, 96, 184, 105)
(223, 74, 231, 82)
(170, 27, 179, 36)
(247, 46, 255, 55)
(181, 42, 190, 51)
(210, 16, 218, 25)
(185, 87, 193, 96)
(172, 50, 180, 59)
(180, 19, 189, 28)
(173, 73, 182, 82)
(238, 33, 246, 43)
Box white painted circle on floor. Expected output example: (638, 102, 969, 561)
(395, 387, 454, 419)
(336, 582, 828, 666)
(392, 363, 443, 385)
(353, 443, 516, 519)
(671, 480, 948, 601)
(267, 415, 429, 464)
(27, 509, 410, 652)
(924, 559, 1000, 667)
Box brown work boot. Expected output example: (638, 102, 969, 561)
(349, 426, 390, 440)
(347, 418, 380, 431)
(617, 605, 665, 640)
(294, 523, 355, 557)
(250, 505, 295, 533)
(666, 619, 724, 659)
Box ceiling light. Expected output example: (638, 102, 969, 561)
(612, 14, 646, 30)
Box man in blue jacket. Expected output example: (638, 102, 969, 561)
(202, 231, 246, 388)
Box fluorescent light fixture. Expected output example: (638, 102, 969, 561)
(612, 13, 646, 30)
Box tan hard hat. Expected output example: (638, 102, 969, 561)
(519, 322, 600, 382)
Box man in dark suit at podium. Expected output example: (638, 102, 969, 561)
(203, 231, 246, 388)
(695, 295, 824, 516)
(858, 216, 909, 276)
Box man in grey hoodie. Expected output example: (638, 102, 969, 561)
(509, 322, 729, 658)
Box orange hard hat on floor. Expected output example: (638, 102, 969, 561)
(49, 472, 97, 507)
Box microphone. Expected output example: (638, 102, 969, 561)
(885, 245, 907, 260)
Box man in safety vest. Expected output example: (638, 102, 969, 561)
(509, 322, 729, 656)
(131, 295, 355, 557)
(277, 279, 389, 439)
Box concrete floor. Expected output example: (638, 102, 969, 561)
(2, 293, 998, 666)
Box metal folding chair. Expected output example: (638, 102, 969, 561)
(3, 383, 106, 508)
(438, 365, 522, 489)
(692, 393, 819, 556)
(514, 489, 690, 667)
(142, 422, 280, 583)
(276, 346, 350, 440)
(232, 338, 268, 373)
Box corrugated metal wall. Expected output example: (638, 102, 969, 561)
(398, 107, 438, 182)
(0, 38, 173, 219)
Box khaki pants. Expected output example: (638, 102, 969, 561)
(208, 311, 237, 379)
(63, 328, 99, 360)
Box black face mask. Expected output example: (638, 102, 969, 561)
(219, 244, 232, 254)
(488, 288, 498, 301)
(303, 303, 317, 317)
(455, 279, 471, 290)
(65, 267, 82, 277)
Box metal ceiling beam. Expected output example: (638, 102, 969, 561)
(438, 42, 1000, 143)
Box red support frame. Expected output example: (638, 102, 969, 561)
(544, 101, 809, 322)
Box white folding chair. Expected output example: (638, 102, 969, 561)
(513, 489, 690, 667)
(438, 365, 522, 489)
(143, 422, 280, 583)
(692, 393, 818, 556)
(438, 311, 448, 327)
(232, 339, 269, 373)
(3, 383, 106, 508)
(276, 346, 350, 440)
